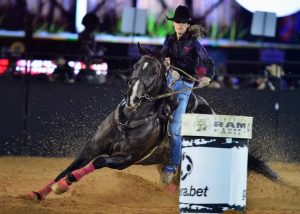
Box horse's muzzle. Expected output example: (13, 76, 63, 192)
(125, 96, 142, 111)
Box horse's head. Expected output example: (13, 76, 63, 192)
(125, 43, 166, 110)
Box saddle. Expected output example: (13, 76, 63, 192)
(186, 92, 199, 113)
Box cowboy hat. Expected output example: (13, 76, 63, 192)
(166, 5, 192, 23)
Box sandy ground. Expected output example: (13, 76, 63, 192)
(0, 157, 299, 214)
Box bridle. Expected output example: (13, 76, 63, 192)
(125, 54, 206, 110)
(125, 55, 164, 109)
(127, 55, 162, 87)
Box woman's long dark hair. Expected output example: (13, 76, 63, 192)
(187, 24, 206, 39)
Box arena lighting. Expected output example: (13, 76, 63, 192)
(68, 61, 86, 75)
(13, 60, 108, 76)
(75, 0, 88, 32)
(235, 0, 300, 17)
(0, 59, 9, 75)
(15, 60, 57, 75)
(90, 63, 108, 75)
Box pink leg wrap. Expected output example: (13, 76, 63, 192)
(71, 163, 95, 182)
(37, 179, 55, 199)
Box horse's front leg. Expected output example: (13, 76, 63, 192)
(70, 152, 133, 180)
(27, 111, 117, 201)
(51, 152, 133, 195)
(27, 139, 99, 200)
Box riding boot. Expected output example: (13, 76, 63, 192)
(161, 165, 177, 184)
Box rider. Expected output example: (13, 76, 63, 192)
(161, 5, 215, 183)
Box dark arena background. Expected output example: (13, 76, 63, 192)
(0, 0, 299, 213)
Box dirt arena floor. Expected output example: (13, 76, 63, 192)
(0, 157, 299, 214)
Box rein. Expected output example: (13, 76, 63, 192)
(143, 60, 208, 101)
(143, 84, 206, 101)
(169, 64, 199, 82)
(128, 55, 208, 103)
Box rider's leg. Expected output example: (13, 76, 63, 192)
(165, 94, 189, 172)
(163, 81, 193, 175)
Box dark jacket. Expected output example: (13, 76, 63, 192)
(162, 33, 215, 80)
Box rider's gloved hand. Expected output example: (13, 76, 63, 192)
(169, 69, 180, 89)
(198, 77, 211, 87)
(171, 69, 180, 81)
(164, 57, 171, 70)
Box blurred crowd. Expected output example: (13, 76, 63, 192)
(1, 39, 299, 89)
(203, 63, 299, 91)
(0, 13, 108, 85)
(1, 53, 299, 91)
(1, 10, 299, 90)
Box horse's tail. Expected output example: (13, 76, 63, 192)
(248, 153, 279, 181)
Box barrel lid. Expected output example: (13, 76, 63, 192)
(181, 114, 253, 139)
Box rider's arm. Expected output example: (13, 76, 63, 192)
(195, 41, 215, 80)
(162, 37, 172, 70)
(162, 37, 170, 57)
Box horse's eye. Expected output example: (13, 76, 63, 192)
(127, 79, 132, 85)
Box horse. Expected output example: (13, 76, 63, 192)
(27, 44, 278, 201)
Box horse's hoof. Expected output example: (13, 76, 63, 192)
(26, 191, 42, 201)
(51, 178, 70, 194)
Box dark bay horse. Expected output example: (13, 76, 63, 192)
(27, 45, 277, 201)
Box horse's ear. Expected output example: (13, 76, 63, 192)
(138, 42, 150, 55)
(157, 49, 167, 62)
